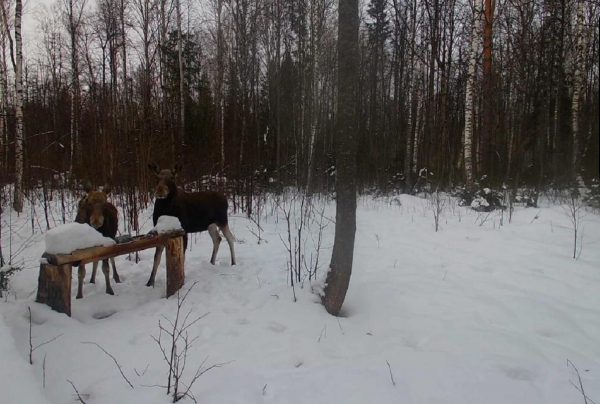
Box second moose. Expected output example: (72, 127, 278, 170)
(146, 164, 236, 287)
(75, 183, 120, 298)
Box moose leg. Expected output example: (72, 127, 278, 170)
(221, 224, 236, 265)
(208, 224, 222, 265)
(111, 258, 120, 283)
(77, 264, 86, 299)
(89, 261, 98, 283)
(146, 245, 165, 287)
(102, 259, 114, 295)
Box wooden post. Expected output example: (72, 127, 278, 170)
(35, 263, 72, 316)
(165, 236, 185, 298)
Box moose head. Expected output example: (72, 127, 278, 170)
(148, 163, 182, 199)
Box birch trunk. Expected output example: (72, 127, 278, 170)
(121, 0, 128, 133)
(411, 80, 420, 175)
(67, 0, 80, 178)
(0, 33, 6, 169)
(305, 1, 321, 194)
(403, 0, 416, 189)
(177, 0, 184, 159)
(13, 0, 23, 212)
(216, 0, 225, 173)
(570, 0, 585, 179)
(463, 0, 482, 188)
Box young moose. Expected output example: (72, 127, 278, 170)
(146, 164, 236, 287)
(75, 184, 120, 298)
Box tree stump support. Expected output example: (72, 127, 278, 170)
(36, 263, 73, 316)
(166, 236, 184, 298)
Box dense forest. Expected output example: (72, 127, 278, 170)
(0, 0, 598, 204)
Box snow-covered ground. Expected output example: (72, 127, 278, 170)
(1, 192, 599, 403)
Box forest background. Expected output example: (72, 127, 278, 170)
(0, 0, 598, 221)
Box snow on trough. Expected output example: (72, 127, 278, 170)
(44, 222, 116, 254)
(151, 215, 183, 234)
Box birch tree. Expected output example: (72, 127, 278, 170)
(213, 0, 226, 173)
(64, 0, 85, 177)
(0, 0, 10, 173)
(463, 0, 482, 188)
(1, 0, 23, 211)
(13, 0, 22, 212)
(0, 24, 6, 169)
(176, 0, 184, 159)
(570, 0, 585, 180)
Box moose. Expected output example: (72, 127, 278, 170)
(75, 184, 120, 298)
(145, 164, 236, 287)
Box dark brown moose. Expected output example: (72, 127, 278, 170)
(75, 184, 120, 298)
(146, 164, 236, 287)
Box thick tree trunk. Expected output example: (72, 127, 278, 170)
(482, 0, 494, 178)
(322, 0, 358, 316)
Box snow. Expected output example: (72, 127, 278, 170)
(151, 216, 183, 234)
(44, 223, 116, 255)
(0, 315, 51, 404)
(1, 193, 600, 404)
(471, 196, 490, 209)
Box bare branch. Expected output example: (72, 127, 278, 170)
(81, 341, 135, 389)
(386, 360, 396, 387)
(567, 359, 596, 404)
(67, 379, 87, 404)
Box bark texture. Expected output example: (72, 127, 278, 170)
(322, 0, 359, 316)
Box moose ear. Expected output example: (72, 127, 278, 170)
(83, 180, 93, 193)
(103, 184, 112, 195)
(148, 163, 160, 174)
(172, 164, 182, 176)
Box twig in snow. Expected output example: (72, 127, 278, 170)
(177, 359, 232, 402)
(337, 318, 345, 335)
(567, 359, 596, 404)
(386, 360, 396, 387)
(81, 341, 135, 389)
(134, 364, 150, 377)
(67, 379, 87, 404)
(317, 325, 327, 342)
(43, 354, 47, 388)
(28, 306, 62, 365)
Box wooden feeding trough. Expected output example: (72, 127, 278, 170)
(36, 230, 186, 316)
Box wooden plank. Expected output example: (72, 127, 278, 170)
(35, 263, 72, 316)
(43, 230, 185, 266)
(166, 236, 185, 298)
